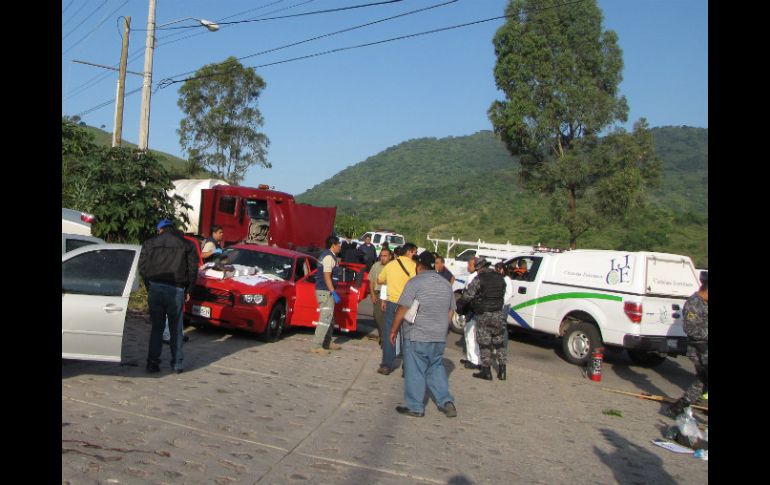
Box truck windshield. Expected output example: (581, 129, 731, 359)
(455, 250, 476, 262)
(387, 235, 404, 245)
(223, 249, 294, 280)
(245, 199, 269, 220)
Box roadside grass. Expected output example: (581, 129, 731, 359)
(129, 280, 148, 313)
(602, 409, 623, 418)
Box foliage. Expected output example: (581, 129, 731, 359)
(487, 0, 660, 248)
(297, 128, 707, 267)
(334, 214, 370, 240)
(177, 57, 270, 184)
(62, 118, 190, 243)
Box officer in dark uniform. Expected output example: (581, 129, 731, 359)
(457, 257, 507, 380)
(669, 271, 708, 416)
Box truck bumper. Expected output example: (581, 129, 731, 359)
(622, 335, 687, 355)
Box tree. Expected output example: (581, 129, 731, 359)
(62, 118, 189, 243)
(177, 57, 270, 185)
(488, 0, 659, 248)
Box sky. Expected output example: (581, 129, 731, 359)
(61, 0, 708, 195)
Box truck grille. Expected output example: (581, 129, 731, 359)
(192, 286, 234, 306)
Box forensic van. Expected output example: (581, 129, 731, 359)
(502, 247, 701, 367)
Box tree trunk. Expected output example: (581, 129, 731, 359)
(567, 185, 577, 250)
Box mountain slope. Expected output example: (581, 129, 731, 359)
(298, 127, 708, 266)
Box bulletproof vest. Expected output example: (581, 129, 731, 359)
(473, 270, 506, 314)
(315, 249, 342, 290)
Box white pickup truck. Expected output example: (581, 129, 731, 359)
(355, 230, 406, 253)
(502, 248, 700, 367)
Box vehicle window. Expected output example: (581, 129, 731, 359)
(455, 250, 477, 262)
(218, 196, 237, 215)
(65, 238, 98, 253)
(62, 249, 135, 297)
(308, 259, 317, 273)
(245, 199, 268, 220)
(224, 249, 294, 280)
(508, 256, 543, 282)
(373, 234, 382, 244)
(294, 258, 307, 280)
(387, 235, 405, 246)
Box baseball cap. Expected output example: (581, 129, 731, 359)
(416, 251, 435, 269)
(474, 256, 490, 269)
(156, 218, 174, 230)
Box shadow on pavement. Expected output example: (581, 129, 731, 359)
(594, 428, 676, 484)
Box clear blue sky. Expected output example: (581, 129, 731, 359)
(61, 0, 708, 195)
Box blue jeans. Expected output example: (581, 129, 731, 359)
(381, 301, 400, 370)
(403, 339, 454, 414)
(147, 282, 185, 371)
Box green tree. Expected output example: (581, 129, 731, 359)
(488, 0, 659, 248)
(62, 118, 189, 243)
(334, 214, 370, 240)
(177, 57, 270, 185)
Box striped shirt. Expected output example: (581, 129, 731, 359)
(397, 270, 456, 342)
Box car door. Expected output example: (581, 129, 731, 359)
(62, 244, 141, 362)
(506, 256, 543, 330)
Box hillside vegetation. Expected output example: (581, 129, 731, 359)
(83, 125, 211, 179)
(298, 127, 708, 267)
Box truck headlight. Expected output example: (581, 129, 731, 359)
(240, 294, 266, 305)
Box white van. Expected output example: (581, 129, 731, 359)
(502, 248, 700, 367)
(447, 247, 529, 292)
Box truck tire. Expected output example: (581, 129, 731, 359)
(561, 322, 602, 366)
(449, 312, 466, 334)
(260, 302, 285, 343)
(627, 350, 666, 367)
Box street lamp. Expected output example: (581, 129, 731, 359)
(137, 0, 219, 151)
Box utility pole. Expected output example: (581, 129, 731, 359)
(112, 16, 131, 147)
(137, 0, 156, 151)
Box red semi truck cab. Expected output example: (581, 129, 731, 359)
(198, 185, 337, 255)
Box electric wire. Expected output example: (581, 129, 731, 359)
(158, 0, 459, 84)
(63, 1, 129, 56)
(63, 0, 310, 100)
(135, 0, 404, 31)
(63, 0, 93, 27)
(159, 0, 588, 88)
(63, 0, 108, 40)
(62, 0, 75, 15)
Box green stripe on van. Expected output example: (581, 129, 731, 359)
(512, 292, 622, 310)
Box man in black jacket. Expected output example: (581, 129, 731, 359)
(139, 219, 198, 373)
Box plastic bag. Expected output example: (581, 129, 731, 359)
(674, 407, 706, 449)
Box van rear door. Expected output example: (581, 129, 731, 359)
(641, 255, 699, 339)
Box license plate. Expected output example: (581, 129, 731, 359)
(192, 305, 211, 318)
(667, 338, 678, 349)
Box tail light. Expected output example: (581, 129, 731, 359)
(624, 302, 643, 323)
(80, 212, 95, 223)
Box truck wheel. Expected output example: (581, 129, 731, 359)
(449, 312, 466, 334)
(260, 303, 285, 343)
(627, 350, 666, 367)
(561, 322, 602, 366)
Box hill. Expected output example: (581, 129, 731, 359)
(298, 127, 708, 267)
(82, 125, 211, 179)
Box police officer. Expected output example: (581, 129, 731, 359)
(669, 271, 708, 416)
(458, 257, 507, 380)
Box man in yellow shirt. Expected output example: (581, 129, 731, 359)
(377, 243, 417, 375)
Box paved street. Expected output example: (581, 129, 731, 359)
(63, 300, 708, 484)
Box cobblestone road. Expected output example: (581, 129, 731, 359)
(62, 302, 707, 484)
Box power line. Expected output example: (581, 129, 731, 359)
(158, 0, 459, 84)
(63, 0, 311, 100)
(63, 0, 93, 27)
(62, 0, 75, 15)
(62, 0, 108, 40)
(63, 1, 129, 56)
(160, 0, 588, 88)
(75, 86, 142, 118)
(137, 0, 405, 31)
